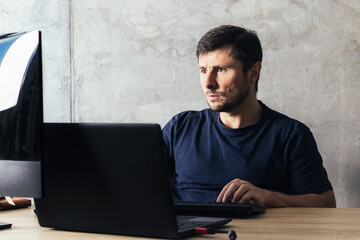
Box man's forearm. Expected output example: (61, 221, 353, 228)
(264, 190, 336, 208)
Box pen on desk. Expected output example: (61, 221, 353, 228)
(0, 196, 15, 205)
(195, 228, 237, 240)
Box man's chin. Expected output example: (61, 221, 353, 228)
(208, 101, 238, 112)
(208, 102, 227, 112)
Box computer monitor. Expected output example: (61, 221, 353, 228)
(0, 30, 43, 198)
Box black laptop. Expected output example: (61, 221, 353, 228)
(34, 123, 231, 238)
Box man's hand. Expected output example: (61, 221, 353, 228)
(216, 178, 268, 206)
(216, 178, 336, 208)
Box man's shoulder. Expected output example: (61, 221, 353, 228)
(163, 109, 216, 135)
(170, 108, 214, 124)
(264, 103, 310, 135)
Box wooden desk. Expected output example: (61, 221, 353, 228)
(1, 207, 360, 239)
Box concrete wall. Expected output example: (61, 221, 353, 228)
(1, 0, 359, 208)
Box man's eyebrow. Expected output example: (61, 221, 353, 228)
(198, 64, 231, 69)
(213, 65, 226, 69)
(198, 66, 207, 71)
(218, 62, 237, 68)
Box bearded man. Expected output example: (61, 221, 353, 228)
(162, 25, 336, 208)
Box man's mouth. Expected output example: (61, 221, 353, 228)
(207, 95, 219, 101)
(206, 92, 223, 102)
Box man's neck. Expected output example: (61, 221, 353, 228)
(219, 99, 262, 129)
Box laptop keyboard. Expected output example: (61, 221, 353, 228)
(174, 201, 265, 218)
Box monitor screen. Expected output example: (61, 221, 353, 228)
(0, 31, 43, 198)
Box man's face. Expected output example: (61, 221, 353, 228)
(198, 47, 250, 112)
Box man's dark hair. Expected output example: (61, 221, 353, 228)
(196, 25, 263, 92)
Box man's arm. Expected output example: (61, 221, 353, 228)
(216, 178, 336, 208)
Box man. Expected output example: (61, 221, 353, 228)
(162, 25, 336, 207)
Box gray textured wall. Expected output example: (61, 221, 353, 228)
(1, 0, 359, 208)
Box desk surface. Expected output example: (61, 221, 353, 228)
(1, 207, 360, 239)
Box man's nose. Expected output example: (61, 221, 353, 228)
(204, 71, 218, 90)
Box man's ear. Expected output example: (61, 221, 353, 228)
(248, 61, 261, 83)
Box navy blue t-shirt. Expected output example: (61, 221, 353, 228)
(162, 102, 333, 202)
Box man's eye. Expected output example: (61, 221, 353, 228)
(217, 68, 226, 72)
(200, 69, 206, 74)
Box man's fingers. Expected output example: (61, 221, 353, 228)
(217, 183, 230, 202)
(231, 184, 250, 203)
(218, 179, 249, 203)
(238, 190, 255, 204)
(218, 179, 266, 205)
(222, 183, 240, 202)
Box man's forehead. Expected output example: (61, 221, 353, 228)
(198, 47, 238, 66)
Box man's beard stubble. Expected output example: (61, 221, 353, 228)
(207, 84, 250, 112)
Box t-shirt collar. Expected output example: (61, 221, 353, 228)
(214, 100, 270, 135)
